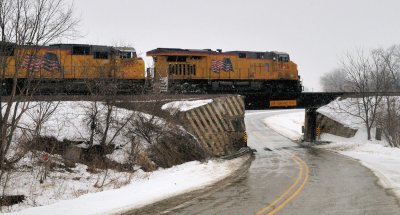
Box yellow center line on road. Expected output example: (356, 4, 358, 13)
(251, 130, 310, 215)
(267, 154, 309, 215)
(255, 154, 303, 215)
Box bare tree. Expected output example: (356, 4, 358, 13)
(81, 68, 135, 188)
(335, 45, 400, 144)
(26, 101, 60, 141)
(375, 46, 400, 147)
(378, 45, 400, 91)
(85, 101, 100, 148)
(377, 97, 400, 147)
(334, 49, 388, 140)
(320, 68, 351, 92)
(27, 101, 59, 183)
(0, 0, 77, 194)
(129, 113, 165, 146)
(84, 101, 136, 188)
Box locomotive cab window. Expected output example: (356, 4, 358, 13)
(278, 55, 290, 62)
(93, 51, 109, 59)
(72, 45, 91, 55)
(120, 52, 133, 59)
(116, 47, 137, 59)
(238, 53, 246, 58)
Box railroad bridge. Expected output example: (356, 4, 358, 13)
(13, 91, 400, 148)
(243, 92, 400, 142)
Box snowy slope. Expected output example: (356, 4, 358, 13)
(263, 111, 304, 141)
(2, 101, 250, 214)
(6, 156, 249, 215)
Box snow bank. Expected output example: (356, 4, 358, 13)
(317, 98, 367, 129)
(7, 155, 250, 215)
(263, 111, 304, 141)
(317, 131, 400, 197)
(161, 99, 213, 114)
(262, 108, 400, 200)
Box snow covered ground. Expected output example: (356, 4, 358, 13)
(6, 156, 249, 215)
(263, 108, 400, 199)
(2, 101, 250, 214)
(263, 110, 305, 141)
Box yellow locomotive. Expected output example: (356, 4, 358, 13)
(147, 48, 302, 94)
(1, 42, 145, 94)
(1, 43, 302, 97)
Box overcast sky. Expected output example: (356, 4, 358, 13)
(64, 0, 400, 91)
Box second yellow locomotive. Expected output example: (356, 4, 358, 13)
(147, 48, 302, 94)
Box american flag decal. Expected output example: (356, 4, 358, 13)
(21, 52, 60, 72)
(211, 58, 233, 73)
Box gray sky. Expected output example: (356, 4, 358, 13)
(64, 0, 400, 91)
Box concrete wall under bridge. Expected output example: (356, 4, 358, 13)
(316, 112, 357, 138)
(176, 95, 247, 157)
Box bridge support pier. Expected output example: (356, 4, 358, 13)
(304, 108, 317, 142)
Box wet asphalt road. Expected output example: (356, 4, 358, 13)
(160, 109, 400, 215)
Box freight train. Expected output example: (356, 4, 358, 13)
(0, 42, 145, 94)
(0, 42, 302, 97)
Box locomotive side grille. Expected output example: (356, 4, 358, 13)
(168, 63, 197, 76)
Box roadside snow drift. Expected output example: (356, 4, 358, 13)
(6, 156, 249, 215)
(262, 110, 304, 141)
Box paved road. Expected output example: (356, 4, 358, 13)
(161, 109, 400, 215)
